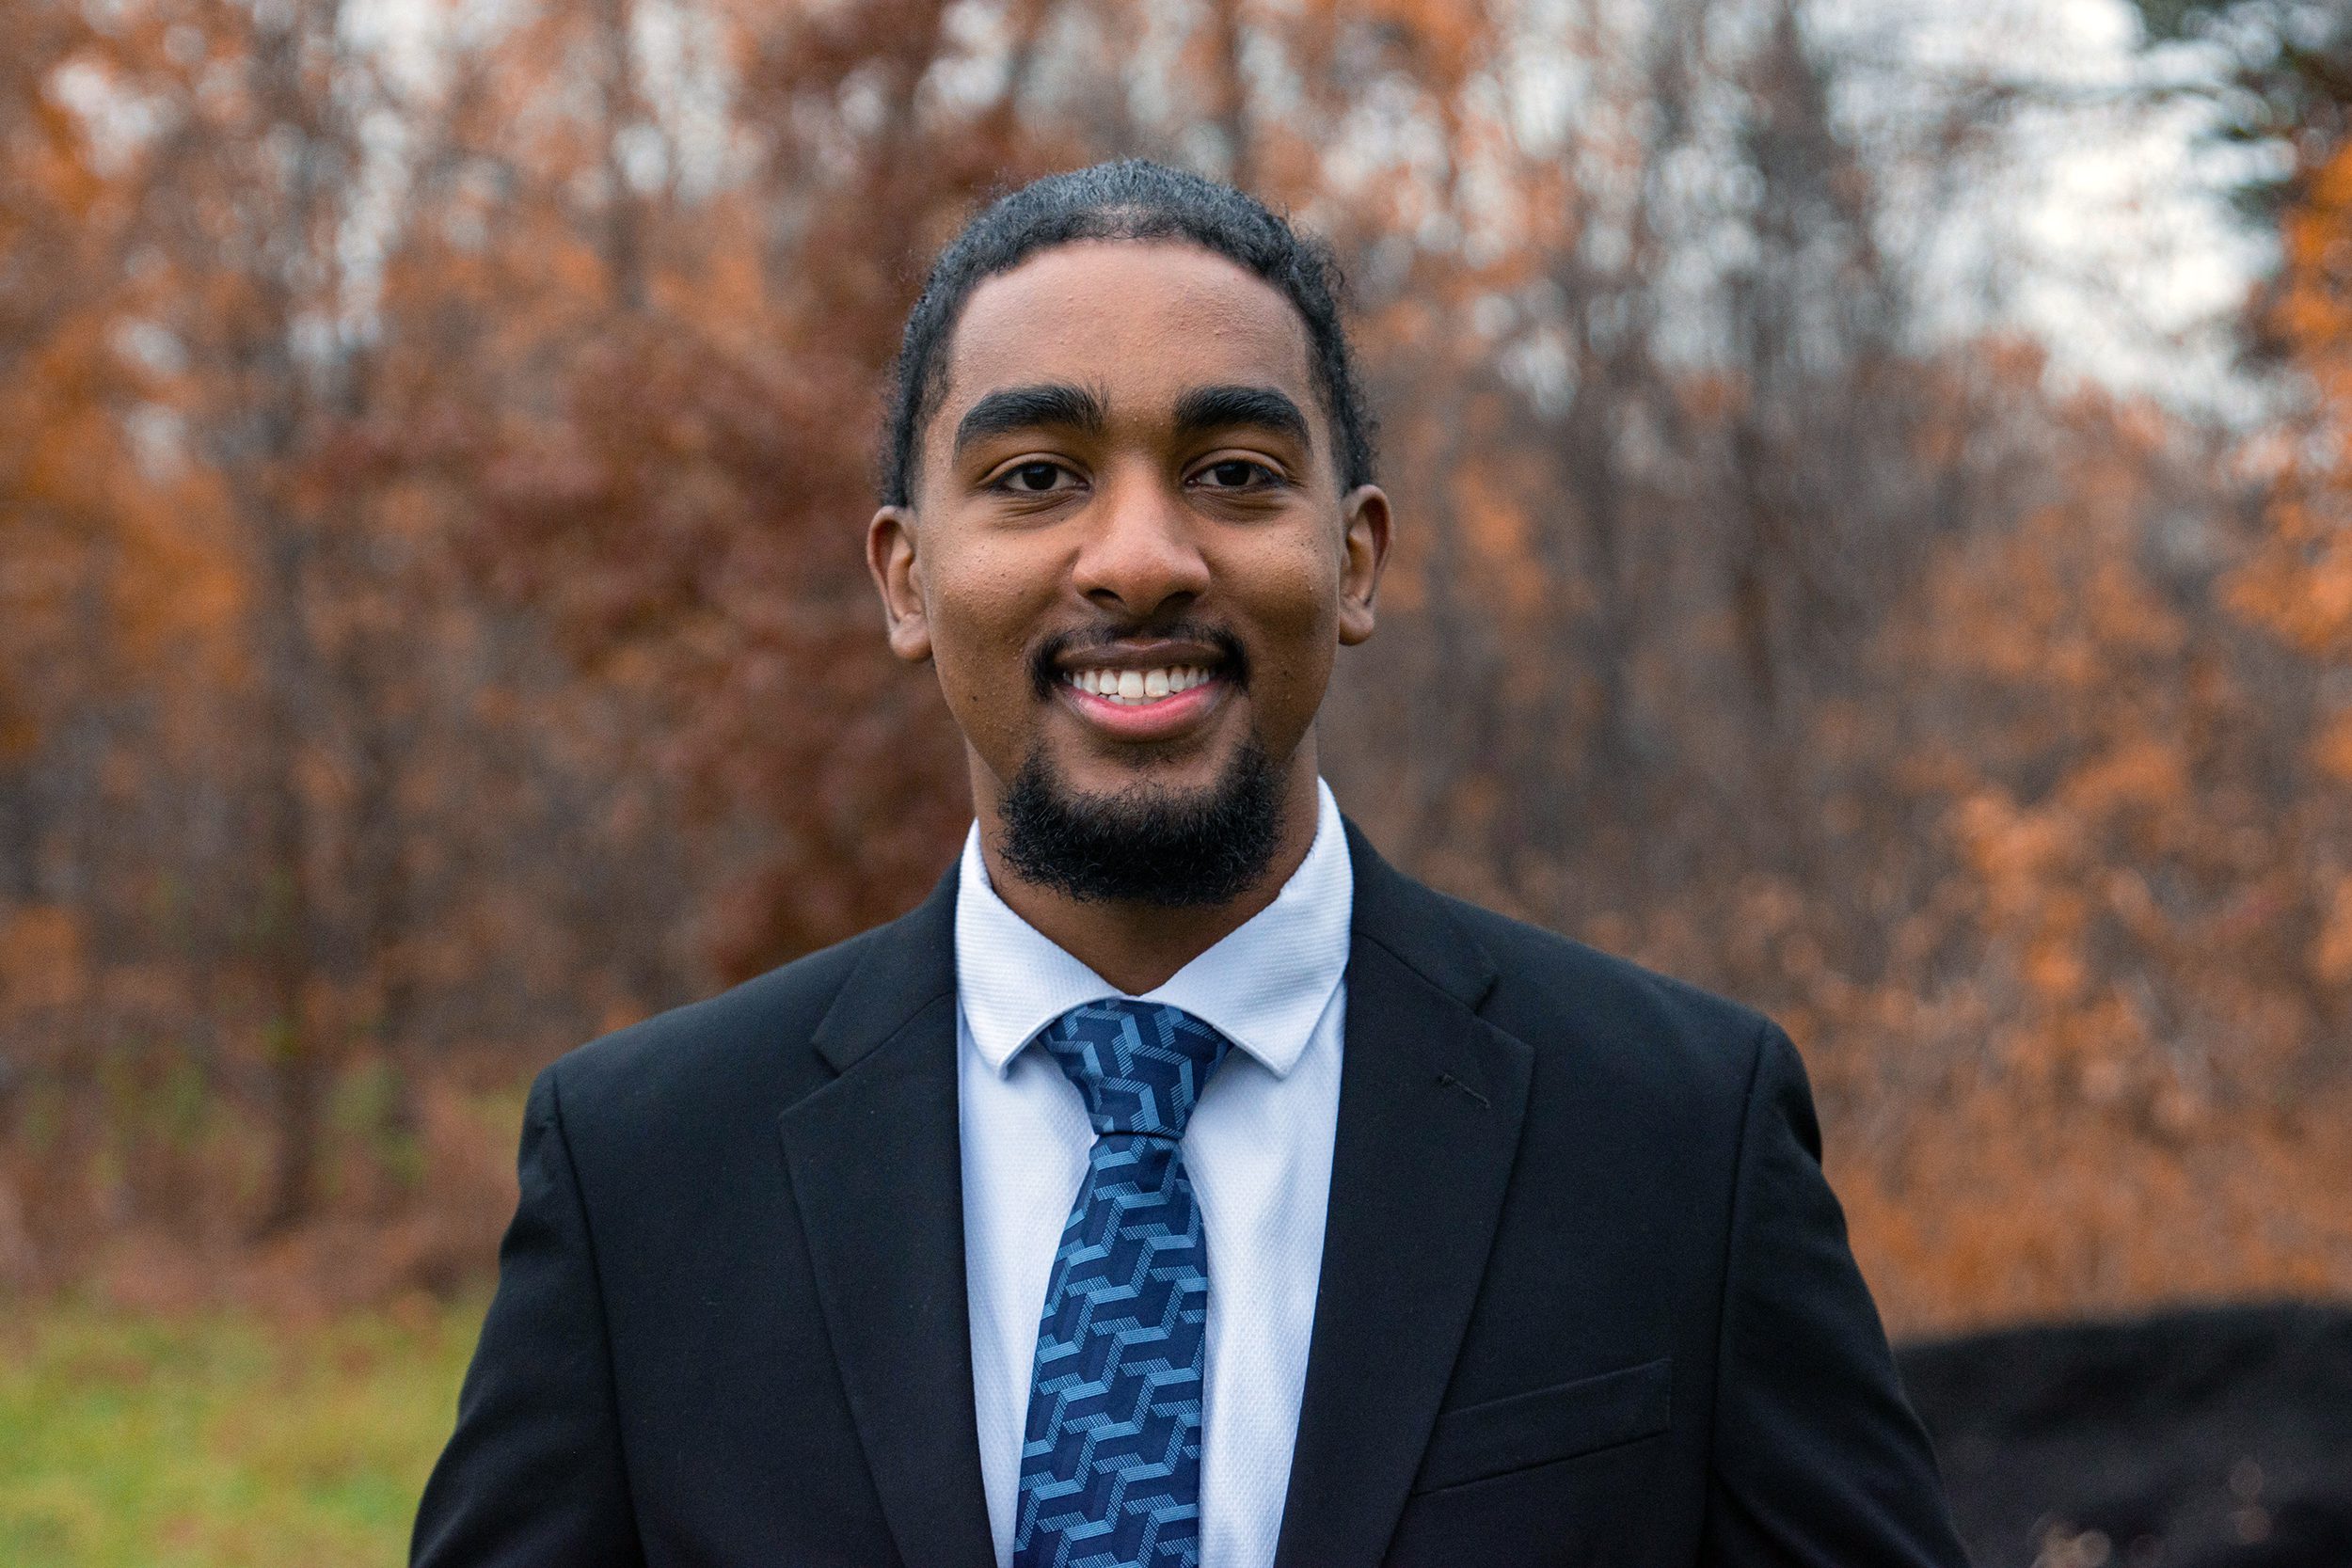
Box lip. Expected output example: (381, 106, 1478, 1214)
(1048, 638, 1229, 677)
(1057, 673, 1228, 742)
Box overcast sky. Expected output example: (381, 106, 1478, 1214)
(335, 0, 2272, 413)
(1821, 0, 2275, 412)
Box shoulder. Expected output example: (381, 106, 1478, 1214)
(1415, 885, 1776, 1114)
(529, 916, 901, 1150)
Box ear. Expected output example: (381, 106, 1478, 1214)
(1336, 483, 1391, 646)
(866, 505, 932, 662)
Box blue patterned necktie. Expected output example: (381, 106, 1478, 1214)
(1013, 999, 1235, 1568)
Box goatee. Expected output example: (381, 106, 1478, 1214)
(997, 737, 1284, 906)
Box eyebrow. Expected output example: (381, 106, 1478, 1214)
(953, 383, 1108, 456)
(1171, 384, 1311, 450)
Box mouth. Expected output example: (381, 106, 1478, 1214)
(1039, 631, 1243, 742)
(1060, 663, 1218, 706)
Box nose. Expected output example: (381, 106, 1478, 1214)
(1070, 461, 1211, 621)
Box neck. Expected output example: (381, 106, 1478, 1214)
(975, 750, 1324, 995)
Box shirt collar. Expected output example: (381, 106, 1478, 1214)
(954, 778, 1353, 1080)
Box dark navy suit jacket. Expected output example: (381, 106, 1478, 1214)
(413, 822, 1969, 1567)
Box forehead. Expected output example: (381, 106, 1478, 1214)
(938, 240, 1318, 434)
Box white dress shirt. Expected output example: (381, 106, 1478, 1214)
(955, 777, 1352, 1568)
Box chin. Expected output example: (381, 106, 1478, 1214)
(998, 732, 1285, 906)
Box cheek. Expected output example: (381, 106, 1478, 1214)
(1231, 533, 1343, 697)
(925, 547, 1056, 718)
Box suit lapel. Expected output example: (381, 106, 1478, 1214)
(776, 872, 997, 1568)
(1272, 824, 1534, 1568)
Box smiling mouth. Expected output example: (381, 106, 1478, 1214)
(1061, 665, 1219, 706)
(1035, 622, 1248, 717)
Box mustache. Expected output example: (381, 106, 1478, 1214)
(1029, 621, 1250, 701)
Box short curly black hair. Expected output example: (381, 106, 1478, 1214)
(880, 159, 1376, 507)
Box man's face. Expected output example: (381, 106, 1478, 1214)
(867, 240, 1389, 866)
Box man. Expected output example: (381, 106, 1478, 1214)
(414, 161, 1968, 1568)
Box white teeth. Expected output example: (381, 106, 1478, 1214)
(1065, 666, 1219, 705)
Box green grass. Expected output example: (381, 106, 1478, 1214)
(0, 1294, 483, 1568)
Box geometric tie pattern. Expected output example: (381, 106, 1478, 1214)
(1012, 1000, 1234, 1568)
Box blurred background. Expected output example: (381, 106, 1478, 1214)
(3, 0, 2349, 1562)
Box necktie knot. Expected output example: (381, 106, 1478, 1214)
(1036, 999, 1232, 1141)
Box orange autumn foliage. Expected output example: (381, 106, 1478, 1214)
(2233, 139, 2352, 657)
(1, 0, 2348, 1334)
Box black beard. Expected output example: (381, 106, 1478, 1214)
(997, 736, 1284, 907)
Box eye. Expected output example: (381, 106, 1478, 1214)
(994, 460, 1080, 495)
(1194, 458, 1279, 490)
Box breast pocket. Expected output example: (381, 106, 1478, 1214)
(1410, 1357, 1673, 1495)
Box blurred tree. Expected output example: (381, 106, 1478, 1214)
(4, 0, 2350, 1324)
(0, 0, 711, 1269)
(2131, 0, 2348, 214)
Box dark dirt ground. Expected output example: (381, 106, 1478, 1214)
(1898, 1302, 2352, 1568)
